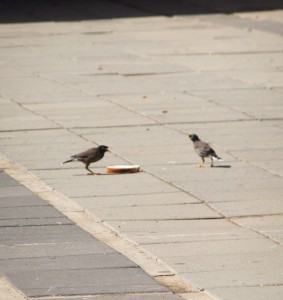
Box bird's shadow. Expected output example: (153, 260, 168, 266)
(212, 165, 231, 168)
(74, 172, 141, 176)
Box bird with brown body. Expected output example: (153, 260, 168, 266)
(188, 134, 222, 167)
(62, 145, 109, 175)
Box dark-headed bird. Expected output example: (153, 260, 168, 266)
(188, 134, 222, 167)
(62, 145, 109, 175)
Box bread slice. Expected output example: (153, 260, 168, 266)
(106, 165, 140, 174)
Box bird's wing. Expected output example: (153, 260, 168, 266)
(195, 141, 214, 157)
(72, 148, 97, 159)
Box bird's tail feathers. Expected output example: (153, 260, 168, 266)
(212, 155, 223, 161)
(61, 158, 75, 165)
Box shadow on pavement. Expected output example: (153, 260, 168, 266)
(0, 0, 283, 23)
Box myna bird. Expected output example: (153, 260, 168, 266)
(62, 145, 109, 175)
(188, 134, 222, 167)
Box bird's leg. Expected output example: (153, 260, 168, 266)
(197, 157, 205, 168)
(86, 164, 95, 175)
(210, 157, 214, 168)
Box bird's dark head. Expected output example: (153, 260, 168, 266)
(189, 134, 200, 142)
(98, 145, 109, 153)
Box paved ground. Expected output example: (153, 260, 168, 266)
(0, 1, 283, 300)
(0, 170, 184, 300)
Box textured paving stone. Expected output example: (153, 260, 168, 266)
(0, 173, 169, 298)
(10, 268, 167, 297)
(0, 253, 137, 272)
(0, 206, 64, 220)
(0, 195, 50, 207)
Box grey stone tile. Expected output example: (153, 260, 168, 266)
(0, 206, 63, 220)
(0, 241, 115, 259)
(0, 217, 72, 227)
(9, 268, 167, 297)
(0, 224, 94, 244)
(0, 195, 49, 207)
(0, 186, 33, 198)
(0, 253, 137, 272)
(0, 176, 20, 187)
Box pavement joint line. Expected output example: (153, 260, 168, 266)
(184, 90, 257, 121)
(230, 218, 283, 247)
(225, 150, 283, 179)
(0, 153, 200, 297)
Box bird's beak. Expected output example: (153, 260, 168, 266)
(188, 134, 192, 138)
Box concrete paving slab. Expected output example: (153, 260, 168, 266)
(167, 52, 283, 72)
(187, 188, 283, 204)
(142, 237, 280, 258)
(164, 250, 283, 273)
(38, 171, 178, 198)
(180, 266, 283, 289)
(173, 176, 283, 199)
(24, 100, 157, 128)
(212, 197, 283, 217)
(73, 192, 200, 209)
(0, 102, 57, 131)
(234, 215, 283, 244)
(107, 219, 260, 245)
(146, 161, 270, 185)
(189, 87, 283, 120)
(74, 125, 190, 150)
(231, 149, 283, 162)
(219, 69, 283, 90)
(83, 202, 221, 222)
(179, 293, 215, 300)
(208, 285, 283, 300)
(101, 93, 249, 124)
